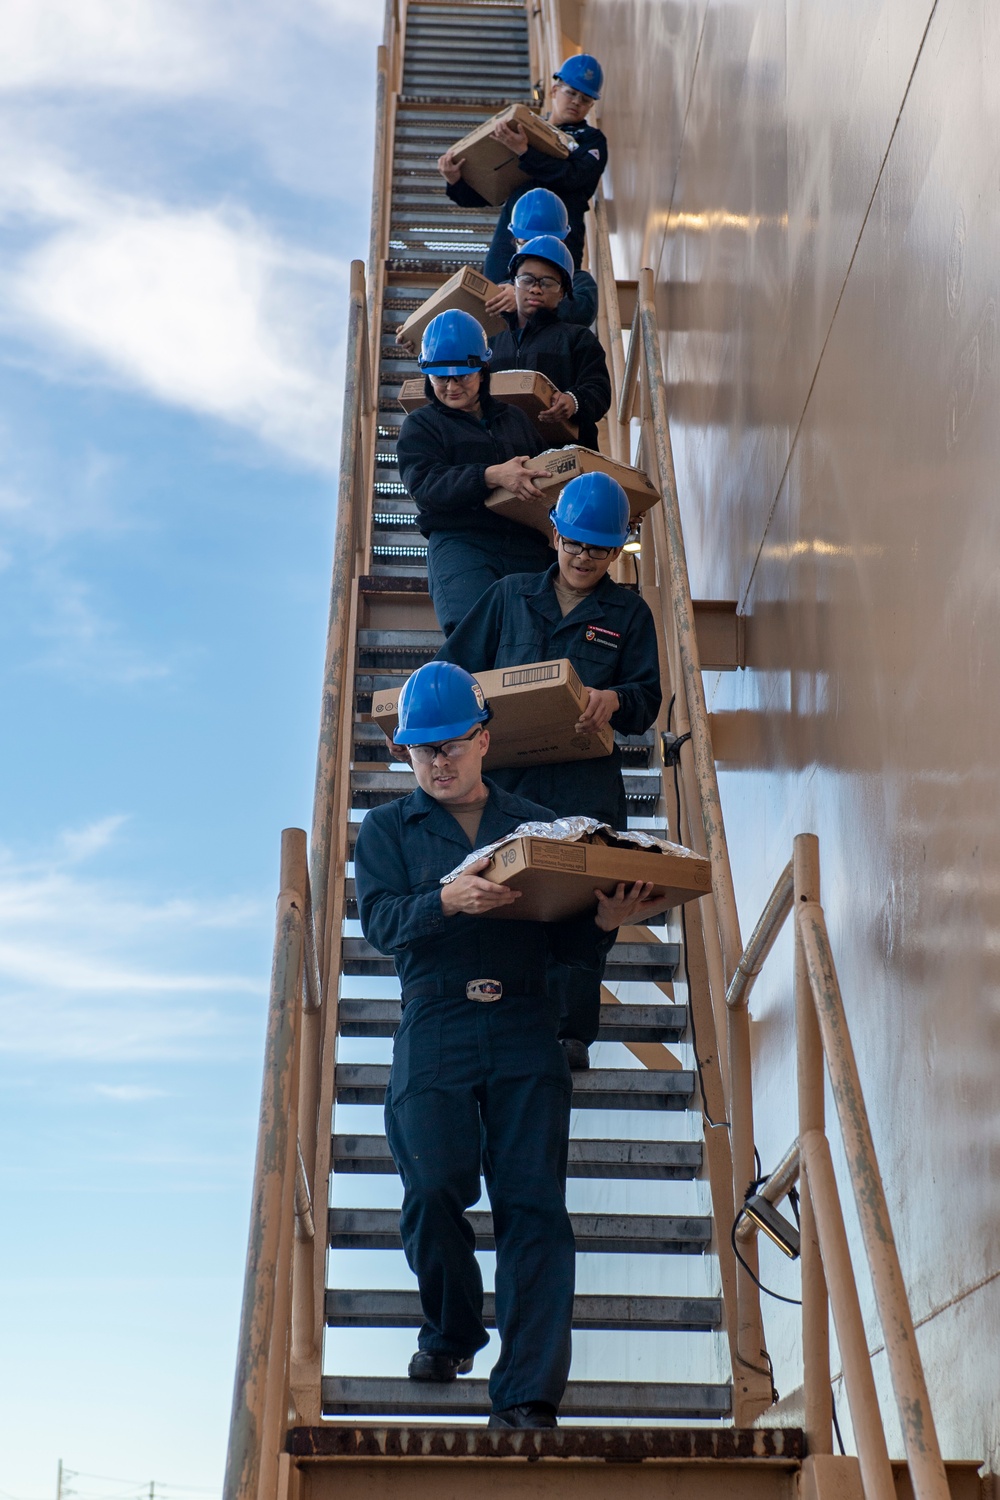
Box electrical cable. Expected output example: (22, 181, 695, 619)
(832, 1392, 847, 1455)
(730, 1210, 803, 1307)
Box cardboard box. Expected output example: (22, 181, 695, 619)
(481, 833, 713, 921)
(396, 266, 507, 349)
(486, 445, 661, 536)
(397, 369, 579, 444)
(450, 105, 575, 207)
(368, 658, 614, 769)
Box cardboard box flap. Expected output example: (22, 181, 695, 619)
(486, 445, 662, 536)
(396, 265, 507, 348)
(368, 658, 614, 770)
(448, 106, 575, 207)
(398, 369, 578, 443)
(440, 820, 713, 924)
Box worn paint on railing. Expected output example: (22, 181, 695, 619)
(798, 902, 950, 1500)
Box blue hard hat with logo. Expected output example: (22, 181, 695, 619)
(550, 472, 630, 548)
(393, 661, 492, 745)
(509, 234, 575, 292)
(554, 53, 603, 100)
(418, 310, 492, 377)
(508, 188, 570, 241)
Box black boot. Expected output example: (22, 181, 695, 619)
(488, 1402, 558, 1429)
(408, 1350, 474, 1382)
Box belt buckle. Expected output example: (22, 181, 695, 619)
(466, 978, 503, 1003)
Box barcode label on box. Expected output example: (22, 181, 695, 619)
(529, 840, 588, 871)
(501, 664, 561, 687)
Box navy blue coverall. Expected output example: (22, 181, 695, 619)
(489, 307, 611, 452)
(354, 781, 613, 1413)
(396, 385, 555, 635)
(446, 120, 608, 284)
(436, 565, 663, 1044)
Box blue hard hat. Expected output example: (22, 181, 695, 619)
(554, 53, 603, 100)
(550, 472, 630, 548)
(509, 188, 570, 241)
(509, 235, 575, 292)
(393, 661, 492, 745)
(418, 310, 492, 378)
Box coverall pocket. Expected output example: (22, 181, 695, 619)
(389, 1008, 442, 1105)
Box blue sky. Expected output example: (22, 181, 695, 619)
(0, 3, 381, 1494)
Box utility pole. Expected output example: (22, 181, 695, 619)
(149, 1484, 155, 1500)
(56, 1461, 63, 1500)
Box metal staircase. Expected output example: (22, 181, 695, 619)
(323, 0, 733, 1428)
(223, 3, 962, 1497)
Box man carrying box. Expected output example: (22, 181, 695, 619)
(354, 661, 656, 1428)
(488, 234, 611, 452)
(436, 474, 663, 1069)
(437, 55, 607, 290)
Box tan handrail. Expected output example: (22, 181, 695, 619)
(223, 830, 306, 1500)
(797, 870, 950, 1500)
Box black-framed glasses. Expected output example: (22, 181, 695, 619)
(558, 535, 614, 560)
(409, 726, 483, 765)
(514, 273, 563, 292)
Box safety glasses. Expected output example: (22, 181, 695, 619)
(408, 726, 483, 765)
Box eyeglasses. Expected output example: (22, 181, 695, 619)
(409, 726, 483, 765)
(429, 372, 478, 386)
(514, 273, 564, 292)
(554, 84, 590, 104)
(558, 535, 614, 560)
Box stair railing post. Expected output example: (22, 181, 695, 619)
(798, 901, 951, 1500)
(794, 833, 832, 1454)
(223, 831, 306, 1500)
(800, 1131, 896, 1500)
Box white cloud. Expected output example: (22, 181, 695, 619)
(0, 823, 266, 1061)
(92, 1083, 169, 1101)
(0, 0, 219, 95)
(60, 815, 130, 862)
(0, 154, 348, 469)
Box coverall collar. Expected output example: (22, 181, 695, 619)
(516, 561, 615, 625)
(401, 779, 537, 849)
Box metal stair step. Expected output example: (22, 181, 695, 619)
(335, 1063, 694, 1111)
(320, 1376, 731, 1421)
(325, 1288, 721, 1331)
(348, 767, 662, 811)
(341, 935, 679, 982)
(328, 1207, 711, 1253)
(332, 1132, 701, 1179)
(336, 996, 686, 1042)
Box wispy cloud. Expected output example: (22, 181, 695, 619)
(0, 821, 266, 1061)
(0, 151, 348, 470)
(92, 1083, 170, 1102)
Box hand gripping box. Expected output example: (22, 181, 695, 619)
(449, 105, 575, 207)
(368, 658, 614, 769)
(481, 832, 713, 922)
(486, 446, 661, 535)
(395, 266, 507, 349)
(397, 369, 579, 444)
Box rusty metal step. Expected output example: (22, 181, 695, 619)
(319, 1376, 730, 1421)
(334, 1063, 694, 1112)
(328, 1207, 710, 1253)
(336, 996, 685, 1042)
(332, 1132, 700, 1178)
(341, 936, 679, 982)
(325, 1288, 721, 1331)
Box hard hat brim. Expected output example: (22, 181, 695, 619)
(393, 711, 490, 745)
(552, 71, 600, 99)
(551, 515, 628, 549)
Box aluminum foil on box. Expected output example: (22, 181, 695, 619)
(441, 817, 703, 884)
